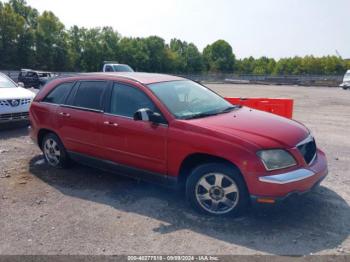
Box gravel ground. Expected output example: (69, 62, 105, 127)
(0, 84, 349, 255)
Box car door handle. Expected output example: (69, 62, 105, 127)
(103, 121, 119, 127)
(59, 112, 70, 117)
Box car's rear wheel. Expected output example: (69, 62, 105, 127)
(42, 133, 69, 168)
(186, 163, 248, 216)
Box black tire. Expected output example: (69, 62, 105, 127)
(42, 133, 70, 168)
(186, 163, 249, 216)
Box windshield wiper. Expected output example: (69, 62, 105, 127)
(217, 105, 240, 114)
(184, 105, 240, 120)
(184, 112, 219, 120)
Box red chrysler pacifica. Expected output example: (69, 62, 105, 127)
(29, 73, 328, 216)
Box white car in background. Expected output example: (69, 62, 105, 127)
(0, 73, 35, 123)
(102, 61, 134, 72)
(340, 70, 350, 90)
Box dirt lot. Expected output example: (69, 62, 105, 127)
(0, 84, 350, 255)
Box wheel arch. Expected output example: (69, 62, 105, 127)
(177, 153, 247, 189)
(37, 128, 60, 149)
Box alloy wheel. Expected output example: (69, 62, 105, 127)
(195, 173, 239, 215)
(43, 138, 61, 166)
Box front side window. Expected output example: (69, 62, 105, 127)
(43, 82, 74, 104)
(105, 66, 113, 72)
(148, 80, 234, 119)
(0, 74, 17, 88)
(73, 81, 107, 110)
(109, 83, 157, 117)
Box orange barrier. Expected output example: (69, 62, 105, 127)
(225, 97, 294, 119)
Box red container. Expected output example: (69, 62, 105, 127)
(225, 97, 294, 119)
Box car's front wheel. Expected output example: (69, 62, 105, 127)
(186, 163, 249, 216)
(42, 133, 69, 168)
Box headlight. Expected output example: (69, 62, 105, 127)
(257, 149, 296, 171)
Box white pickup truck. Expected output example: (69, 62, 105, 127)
(102, 61, 134, 72)
(340, 70, 350, 90)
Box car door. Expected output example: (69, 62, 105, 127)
(39, 81, 76, 133)
(101, 82, 168, 175)
(24, 72, 34, 87)
(57, 80, 109, 159)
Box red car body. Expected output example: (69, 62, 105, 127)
(29, 73, 328, 206)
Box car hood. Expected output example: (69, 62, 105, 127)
(186, 107, 309, 149)
(0, 87, 35, 100)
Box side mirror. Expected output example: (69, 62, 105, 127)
(133, 108, 164, 124)
(17, 82, 24, 87)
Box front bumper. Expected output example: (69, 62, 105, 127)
(250, 149, 328, 203)
(340, 82, 350, 87)
(258, 168, 316, 184)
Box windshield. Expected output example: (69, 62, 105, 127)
(113, 65, 134, 72)
(0, 74, 17, 88)
(148, 80, 236, 119)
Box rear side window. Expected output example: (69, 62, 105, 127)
(109, 83, 157, 117)
(73, 81, 107, 110)
(43, 82, 74, 104)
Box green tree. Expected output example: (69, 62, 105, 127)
(79, 28, 104, 71)
(235, 57, 255, 74)
(118, 37, 150, 71)
(144, 36, 168, 72)
(185, 43, 203, 73)
(67, 25, 84, 71)
(0, 2, 25, 69)
(203, 40, 235, 73)
(252, 57, 276, 75)
(170, 39, 203, 73)
(9, 0, 38, 68)
(169, 38, 186, 72)
(35, 11, 71, 70)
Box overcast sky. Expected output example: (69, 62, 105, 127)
(23, 0, 350, 59)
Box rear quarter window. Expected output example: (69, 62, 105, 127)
(43, 82, 74, 104)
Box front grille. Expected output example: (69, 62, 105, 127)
(297, 137, 317, 164)
(0, 100, 10, 106)
(0, 98, 32, 107)
(21, 98, 31, 105)
(0, 112, 29, 122)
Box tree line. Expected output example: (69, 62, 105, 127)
(1, 0, 349, 75)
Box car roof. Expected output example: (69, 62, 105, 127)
(21, 69, 51, 73)
(60, 72, 186, 85)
